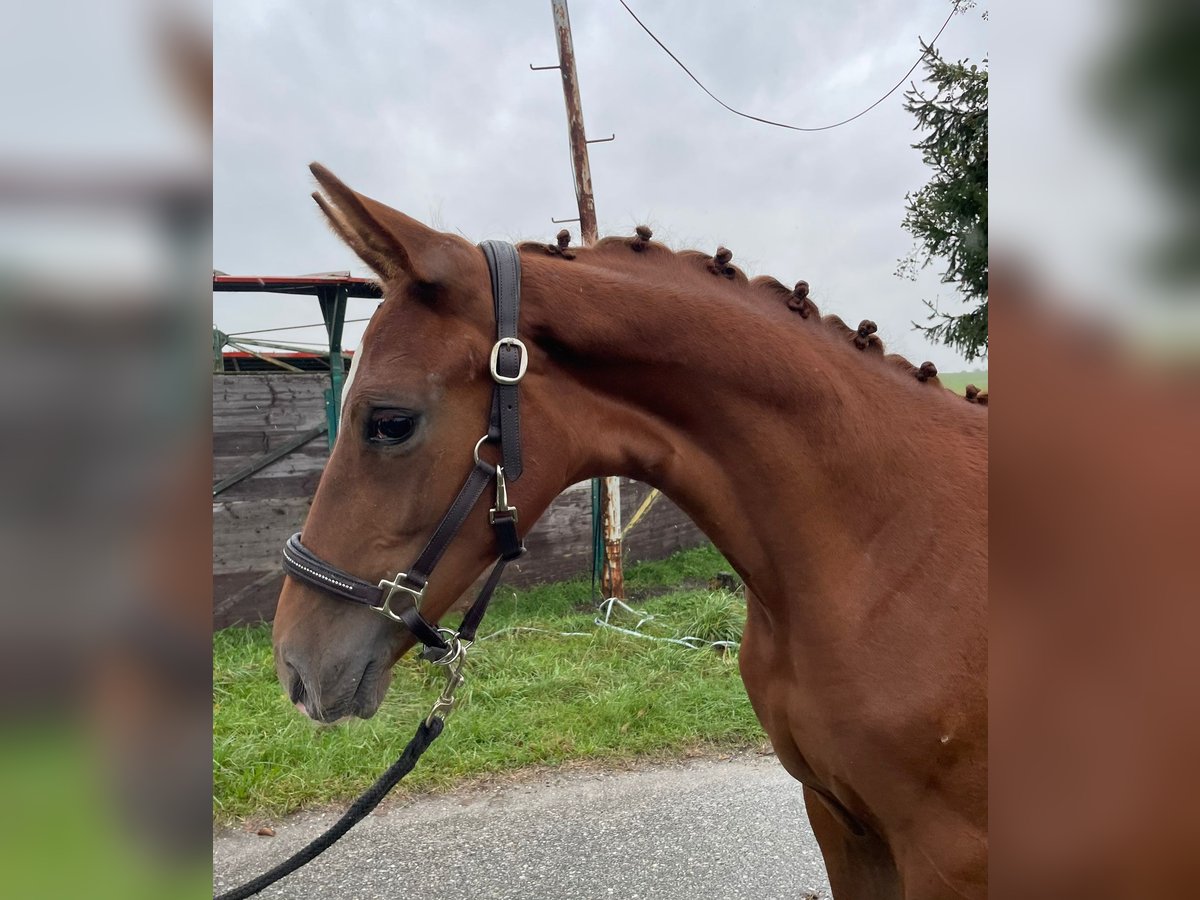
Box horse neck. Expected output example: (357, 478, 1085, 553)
(522, 255, 979, 623)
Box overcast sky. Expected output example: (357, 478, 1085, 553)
(214, 0, 988, 370)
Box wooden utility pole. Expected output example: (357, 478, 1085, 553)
(548, 0, 624, 599)
(551, 0, 597, 244)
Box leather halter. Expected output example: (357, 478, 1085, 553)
(282, 240, 528, 657)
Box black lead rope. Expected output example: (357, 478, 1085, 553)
(214, 718, 443, 900)
(218, 241, 528, 900)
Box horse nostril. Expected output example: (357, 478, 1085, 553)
(285, 662, 306, 706)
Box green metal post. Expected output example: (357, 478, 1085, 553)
(318, 285, 348, 449)
(213, 328, 228, 374)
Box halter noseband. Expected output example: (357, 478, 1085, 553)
(281, 240, 527, 659)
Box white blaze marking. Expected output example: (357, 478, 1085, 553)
(336, 345, 364, 446)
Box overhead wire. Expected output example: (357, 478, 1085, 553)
(618, 0, 960, 133)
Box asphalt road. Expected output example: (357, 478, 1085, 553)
(214, 753, 832, 899)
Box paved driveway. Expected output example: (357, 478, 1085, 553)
(214, 753, 832, 899)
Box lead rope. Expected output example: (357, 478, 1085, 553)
(215, 625, 471, 900)
(215, 717, 444, 900)
(217, 558, 508, 900)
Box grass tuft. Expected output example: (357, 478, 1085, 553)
(678, 590, 746, 645)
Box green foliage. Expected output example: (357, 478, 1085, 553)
(898, 34, 989, 362)
(1093, 0, 1200, 284)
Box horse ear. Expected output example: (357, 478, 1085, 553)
(309, 163, 471, 290)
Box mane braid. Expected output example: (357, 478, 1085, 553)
(517, 234, 979, 396)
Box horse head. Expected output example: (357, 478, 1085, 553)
(273, 165, 577, 722)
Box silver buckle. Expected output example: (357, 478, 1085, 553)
(489, 465, 518, 524)
(489, 337, 528, 385)
(375, 574, 426, 622)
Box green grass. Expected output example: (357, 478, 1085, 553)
(1, 728, 211, 900)
(939, 369, 988, 395)
(213, 545, 766, 823)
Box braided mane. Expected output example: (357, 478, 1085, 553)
(518, 230, 984, 401)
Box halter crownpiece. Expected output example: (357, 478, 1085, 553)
(281, 240, 528, 660)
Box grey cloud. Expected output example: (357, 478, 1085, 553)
(215, 0, 987, 369)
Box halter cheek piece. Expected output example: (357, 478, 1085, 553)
(281, 240, 528, 669)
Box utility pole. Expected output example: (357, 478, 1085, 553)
(551, 0, 597, 244)
(545, 0, 624, 600)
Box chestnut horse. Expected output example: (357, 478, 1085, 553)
(272, 164, 988, 899)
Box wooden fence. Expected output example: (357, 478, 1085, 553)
(213, 373, 707, 628)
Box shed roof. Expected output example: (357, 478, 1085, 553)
(212, 273, 382, 298)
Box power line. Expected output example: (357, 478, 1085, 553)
(618, 0, 959, 133)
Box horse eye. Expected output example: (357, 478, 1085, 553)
(366, 410, 417, 445)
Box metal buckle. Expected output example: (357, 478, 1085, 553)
(489, 465, 518, 525)
(426, 629, 470, 725)
(375, 574, 426, 622)
(489, 337, 528, 385)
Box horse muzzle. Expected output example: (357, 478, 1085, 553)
(272, 584, 400, 723)
(278, 648, 392, 723)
